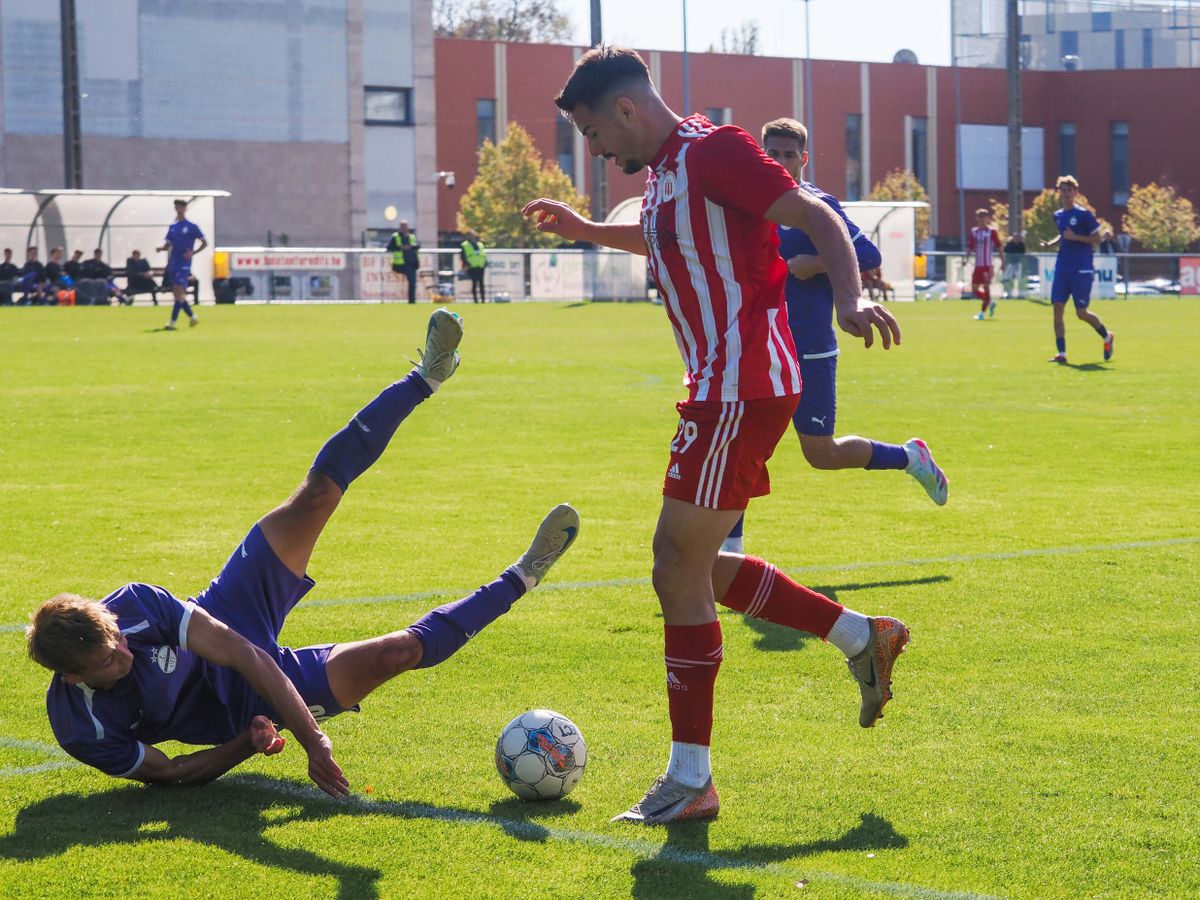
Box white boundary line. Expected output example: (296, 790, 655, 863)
(0, 742, 998, 900)
(2, 536, 1196, 633)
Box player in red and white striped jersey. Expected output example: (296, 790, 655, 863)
(966, 208, 1004, 318)
(524, 46, 909, 826)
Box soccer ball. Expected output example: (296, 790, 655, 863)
(495, 709, 587, 801)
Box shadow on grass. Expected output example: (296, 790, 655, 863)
(0, 776, 585, 898)
(739, 574, 950, 652)
(630, 812, 908, 898)
(1058, 361, 1110, 372)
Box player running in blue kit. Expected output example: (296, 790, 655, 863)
(1040, 175, 1114, 364)
(26, 310, 580, 797)
(724, 118, 946, 552)
(158, 199, 207, 330)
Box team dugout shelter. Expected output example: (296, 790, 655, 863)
(0, 189, 228, 301)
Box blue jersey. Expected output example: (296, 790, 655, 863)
(44, 583, 259, 778)
(780, 182, 882, 356)
(1053, 205, 1100, 272)
(164, 219, 204, 268)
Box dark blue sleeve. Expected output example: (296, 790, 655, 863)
(854, 234, 883, 272)
(1078, 209, 1100, 234)
(47, 680, 146, 778)
(106, 583, 191, 648)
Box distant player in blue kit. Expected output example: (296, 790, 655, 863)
(26, 310, 580, 797)
(1040, 175, 1114, 364)
(724, 118, 947, 552)
(158, 199, 207, 330)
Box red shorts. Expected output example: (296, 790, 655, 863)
(971, 265, 994, 286)
(662, 395, 799, 510)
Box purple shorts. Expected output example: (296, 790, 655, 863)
(196, 524, 357, 723)
(793, 355, 838, 437)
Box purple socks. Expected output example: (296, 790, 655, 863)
(866, 441, 910, 470)
(310, 372, 431, 491)
(407, 569, 527, 668)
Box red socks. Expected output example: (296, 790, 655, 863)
(719, 555, 843, 637)
(663, 621, 723, 745)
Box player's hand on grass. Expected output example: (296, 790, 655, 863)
(249, 715, 286, 756)
(522, 199, 592, 242)
(304, 730, 350, 798)
(836, 298, 902, 349)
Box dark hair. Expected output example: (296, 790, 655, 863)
(761, 117, 808, 153)
(174, 198, 188, 207)
(555, 45, 651, 115)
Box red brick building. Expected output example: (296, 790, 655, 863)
(434, 38, 1200, 245)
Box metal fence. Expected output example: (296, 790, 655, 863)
(212, 247, 650, 304)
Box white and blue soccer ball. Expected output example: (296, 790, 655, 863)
(495, 709, 587, 801)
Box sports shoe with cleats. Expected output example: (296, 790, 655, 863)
(903, 438, 948, 506)
(847, 616, 910, 727)
(1048, 353, 1067, 364)
(514, 503, 579, 586)
(611, 774, 719, 825)
(1103, 331, 1115, 361)
(416, 308, 463, 384)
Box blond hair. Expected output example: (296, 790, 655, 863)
(27, 593, 119, 674)
(1056, 175, 1080, 189)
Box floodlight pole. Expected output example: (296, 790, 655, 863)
(60, 0, 83, 189)
(951, 0, 966, 251)
(1006, 0, 1023, 239)
(804, 0, 814, 182)
(682, 0, 691, 115)
(589, 0, 608, 221)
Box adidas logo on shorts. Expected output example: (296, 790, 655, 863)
(667, 462, 683, 481)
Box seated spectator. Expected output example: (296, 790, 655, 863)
(125, 249, 159, 304)
(44, 247, 75, 304)
(81, 248, 131, 305)
(0, 248, 19, 305)
(18, 247, 48, 304)
(63, 249, 85, 282)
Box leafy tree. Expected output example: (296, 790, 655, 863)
(1122, 183, 1200, 252)
(867, 169, 930, 242)
(457, 123, 589, 248)
(709, 21, 760, 55)
(434, 0, 573, 43)
(1019, 188, 1112, 248)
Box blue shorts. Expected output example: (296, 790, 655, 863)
(1051, 268, 1093, 308)
(166, 265, 192, 289)
(196, 524, 357, 723)
(793, 354, 837, 437)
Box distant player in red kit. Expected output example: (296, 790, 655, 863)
(967, 208, 1004, 319)
(523, 46, 911, 825)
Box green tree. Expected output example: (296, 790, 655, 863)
(868, 169, 930, 242)
(1020, 188, 1112, 248)
(457, 123, 589, 248)
(1122, 183, 1200, 252)
(434, 0, 573, 43)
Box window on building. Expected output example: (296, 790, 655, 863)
(477, 99, 497, 147)
(705, 107, 732, 126)
(1115, 30, 1125, 69)
(1091, 12, 1112, 33)
(1058, 123, 1076, 176)
(909, 116, 928, 190)
(1112, 121, 1130, 205)
(555, 115, 575, 178)
(364, 87, 412, 126)
(1060, 30, 1079, 68)
(845, 114, 863, 201)
(1142, 29, 1154, 67)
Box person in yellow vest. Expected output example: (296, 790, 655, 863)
(459, 229, 487, 303)
(387, 220, 420, 303)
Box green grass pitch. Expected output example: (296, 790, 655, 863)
(1, 298, 1197, 898)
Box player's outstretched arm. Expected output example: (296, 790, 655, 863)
(186, 606, 350, 797)
(522, 198, 649, 256)
(766, 189, 900, 349)
(130, 716, 286, 787)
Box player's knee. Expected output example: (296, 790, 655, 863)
(292, 473, 343, 516)
(1074, 306, 1090, 319)
(377, 633, 424, 678)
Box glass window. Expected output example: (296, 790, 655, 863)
(910, 116, 928, 190)
(845, 114, 863, 201)
(556, 115, 575, 177)
(1058, 123, 1076, 176)
(476, 98, 497, 147)
(1143, 28, 1154, 67)
(1111, 122, 1130, 206)
(705, 106, 731, 126)
(1114, 30, 1125, 70)
(364, 87, 412, 125)
(1060, 30, 1079, 68)
(1091, 12, 1112, 33)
